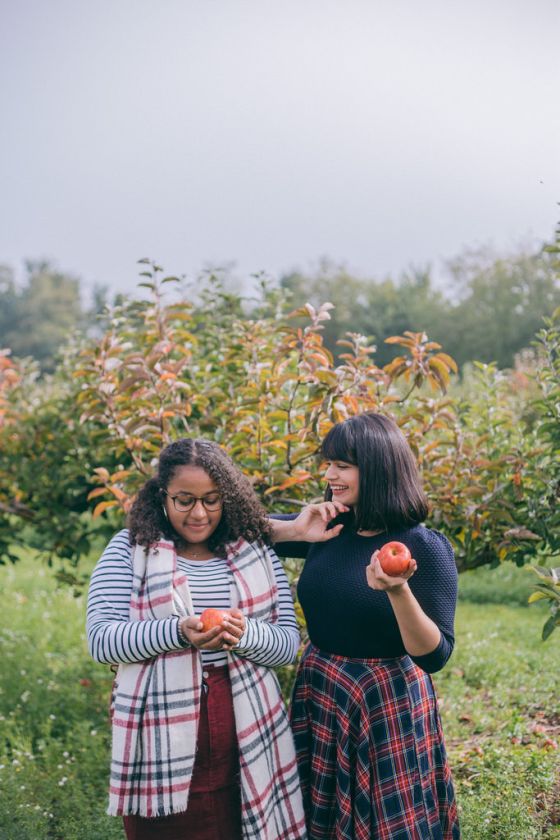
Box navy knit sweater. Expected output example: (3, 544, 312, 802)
(273, 520, 457, 673)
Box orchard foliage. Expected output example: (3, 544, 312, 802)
(0, 350, 108, 569)
(0, 262, 558, 592)
(72, 263, 459, 529)
(529, 566, 560, 640)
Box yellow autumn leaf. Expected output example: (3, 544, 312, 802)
(93, 500, 118, 518)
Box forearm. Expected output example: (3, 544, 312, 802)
(233, 620, 300, 666)
(87, 615, 187, 665)
(269, 516, 301, 542)
(387, 585, 442, 657)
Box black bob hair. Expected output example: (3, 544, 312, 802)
(128, 438, 272, 556)
(321, 412, 428, 532)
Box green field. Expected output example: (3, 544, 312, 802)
(0, 557, 558, 839)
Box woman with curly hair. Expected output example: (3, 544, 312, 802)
(86, 438, 306, 840)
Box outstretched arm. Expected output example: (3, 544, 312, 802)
(270, 501, 348, 543)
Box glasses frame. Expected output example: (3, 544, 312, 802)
(161, 490, 223, 513)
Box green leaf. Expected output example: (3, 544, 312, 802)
(542, 614, 558, 641)
(528, 591, 548, 603)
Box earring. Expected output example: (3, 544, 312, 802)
(162, 505, 169, 521)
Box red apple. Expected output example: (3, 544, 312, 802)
(199, 608, 230, 632)
(378, 541, 412, 576)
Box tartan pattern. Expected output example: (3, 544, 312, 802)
(290, 645, 460, 840)
(108, 538, 307, 839)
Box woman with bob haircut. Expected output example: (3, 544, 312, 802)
(271, 412, 460, 840)
(86, 438, 306, 840)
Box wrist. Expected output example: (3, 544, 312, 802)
(386, 581, 411, 599)
(270, 517, 298, 542)
(177, 617, 190, 646)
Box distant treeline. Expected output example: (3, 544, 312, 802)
(1, 242, 559, 372)
(279, 245, 560, 369)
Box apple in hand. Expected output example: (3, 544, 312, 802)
(377, 541, 412, 576)
(199, 608, 230, 632)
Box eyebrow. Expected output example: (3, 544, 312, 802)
(172, 490, 219, 496)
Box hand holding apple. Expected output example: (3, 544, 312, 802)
(200, 608, 231, 632)
(378, 541, 412, 576)
(366, 543, 416, 591)
(180, 608, 246, 651)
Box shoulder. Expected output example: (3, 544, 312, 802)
(108, 528, 133, 548)
(401, 525, 455, 566)
(408, 525, 453, 552)
(100, 529, 134, 564)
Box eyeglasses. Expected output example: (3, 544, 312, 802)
(162, 491, 222, 513)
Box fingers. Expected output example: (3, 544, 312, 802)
(197, 626, 223, 644)
(366, 555, 417, 590)
(183, 610, 246, 651)
(183, 616, 203, 632)
(323, 522, 344, 540)
(305, 501, 348, 522)
(317, 501, 348, 521)
(184, 622, 222, 648)
(223, 613, 245, 646)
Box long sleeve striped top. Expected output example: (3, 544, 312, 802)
(86, 529, 300, 668)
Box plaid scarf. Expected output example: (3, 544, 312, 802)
(108, 537, 307, 839)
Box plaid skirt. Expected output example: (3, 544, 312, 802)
(290, 645, 460, 840)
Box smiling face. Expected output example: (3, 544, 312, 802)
(163, 465, 222, 555)
(324, 460, 360, 508)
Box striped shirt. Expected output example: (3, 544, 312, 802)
(86, 529, 300, 668)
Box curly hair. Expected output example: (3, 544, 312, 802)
(127, 438, 272, 557)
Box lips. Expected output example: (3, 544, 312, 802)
(330, 485, 349, 493)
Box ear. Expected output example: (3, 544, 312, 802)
(159, 489, 170, 521)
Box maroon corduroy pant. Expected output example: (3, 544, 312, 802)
(123, 665, 242, 840)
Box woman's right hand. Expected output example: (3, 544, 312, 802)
(292, 501, 348, 541)
(179, 616, 235, 651)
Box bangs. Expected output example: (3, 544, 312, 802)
(320, 422, 357, 464)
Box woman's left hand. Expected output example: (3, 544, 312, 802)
(366, 550, 417, 591)
(221, 609, 246, 651)
(180, 609, 246, 651)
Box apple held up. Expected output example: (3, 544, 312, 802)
(377, 541, 412, 577)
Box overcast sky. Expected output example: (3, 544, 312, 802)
(1, 0, 559, 298)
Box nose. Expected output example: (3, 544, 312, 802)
(189, 499, 207, 518)
(324, 464, 336, 481)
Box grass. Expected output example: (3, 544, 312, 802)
(436, 564, 560, 839)
(457, 559, 542, 607)
(0, 556, 558, 839)
(0, 558, 120, 840)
